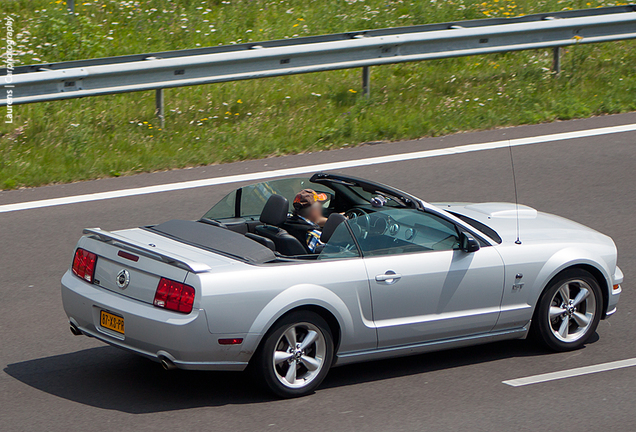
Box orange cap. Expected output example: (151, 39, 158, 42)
(293, 189, 328, 210)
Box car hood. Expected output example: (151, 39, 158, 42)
(433, 202, 612, 246)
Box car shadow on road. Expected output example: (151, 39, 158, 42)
(324, 335, 596, 390)
(4, 337, 591, 414)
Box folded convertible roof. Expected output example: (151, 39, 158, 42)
(147, 219, 277, 264)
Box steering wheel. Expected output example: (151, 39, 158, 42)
(344, 208, 371, 238)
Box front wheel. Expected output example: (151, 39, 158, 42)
(532, 269, 603, 351)
(254, 311, 334, 398)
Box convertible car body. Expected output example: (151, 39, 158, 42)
(62, 173, 622, 397)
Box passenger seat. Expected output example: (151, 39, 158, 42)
(254, 195, 309, 256)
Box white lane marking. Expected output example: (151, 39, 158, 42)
(1, 123, 635, 214)
(502, 358, 636, 387)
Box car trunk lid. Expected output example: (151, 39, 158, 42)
(80, 227, 234, 305)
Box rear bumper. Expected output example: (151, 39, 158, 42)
(61, 270, 251, 371)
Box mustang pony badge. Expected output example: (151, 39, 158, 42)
(116, 269, 130, 289)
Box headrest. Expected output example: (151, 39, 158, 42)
(260, 194, 289, 226)
(320, 213, 347, 243)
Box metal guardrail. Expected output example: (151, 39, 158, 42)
(2, 5, 636, 124)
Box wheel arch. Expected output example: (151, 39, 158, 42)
(525, 243, 612, 312)
(248, 305, 343, 369)
(529, 263, 608, 350)
(532, 261, 611, 320)
(245, 284, 354, 360)
(564, 264, 610, 319)
(272, 305, 341, 353)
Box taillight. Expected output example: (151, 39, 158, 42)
(153, 278, 195, 314)
(72, 248, 97, 283)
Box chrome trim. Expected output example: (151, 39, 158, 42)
(115, 269, 130, 289)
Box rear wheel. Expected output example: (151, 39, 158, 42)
(533, 269, 602, 351)
(254, 311, 333, 398)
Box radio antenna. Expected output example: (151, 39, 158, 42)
(508, 140, 522, 245)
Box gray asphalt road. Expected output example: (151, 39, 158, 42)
(1, 113, 635, 432)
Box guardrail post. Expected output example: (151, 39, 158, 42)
(552, 46, 561, 74)
(67, 0, 75, 14)
(362, 66, 371, 98)
(155, 89, 165, 129)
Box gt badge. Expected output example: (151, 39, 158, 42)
(116, 269, 130, 289)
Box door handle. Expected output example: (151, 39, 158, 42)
(375, 271, 402, 284)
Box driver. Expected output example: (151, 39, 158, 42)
(292, 189, 328, 253)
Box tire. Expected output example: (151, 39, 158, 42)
(253, 311, 334, 398)
(532, 269, 603, 351)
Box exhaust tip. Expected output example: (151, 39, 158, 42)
(70, 323, 82, 336)
(157, 350, 177, 371)
(160, 358, 177, 371)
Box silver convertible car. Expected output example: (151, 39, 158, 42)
(62, 172, 623, 397)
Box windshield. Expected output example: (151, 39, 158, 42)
(345, 184, 405, 208)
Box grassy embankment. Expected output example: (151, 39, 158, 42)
(1, 0, 634, 189)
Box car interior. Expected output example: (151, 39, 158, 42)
(194, 173, 495, 261)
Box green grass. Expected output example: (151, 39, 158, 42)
(1, 0, 635, 189)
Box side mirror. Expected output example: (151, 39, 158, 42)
(460, 232, 480, 253)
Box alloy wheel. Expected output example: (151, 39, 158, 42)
(272, 322, 327, 389)
(548, 279, 596, 343)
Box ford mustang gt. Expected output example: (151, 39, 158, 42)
(61, 172, 622, 397)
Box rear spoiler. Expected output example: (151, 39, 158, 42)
(83, 228, 211, 273)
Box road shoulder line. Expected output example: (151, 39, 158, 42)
(1, 123, 635, 214)
(503, 358, 636, 387)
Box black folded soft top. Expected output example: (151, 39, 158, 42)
(147, 219, 276, 264)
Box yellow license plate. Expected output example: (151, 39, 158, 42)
(100, 310, 125, 334)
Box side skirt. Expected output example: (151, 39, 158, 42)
(333, 323, 531, 367)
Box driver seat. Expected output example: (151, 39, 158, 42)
(255, 195, 308, 256)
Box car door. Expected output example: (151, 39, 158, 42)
(352, 208, 505, 348)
